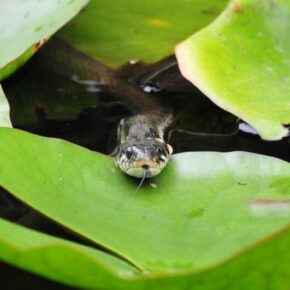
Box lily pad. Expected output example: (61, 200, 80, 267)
(1, 217, 290, 289)
(58, 0, 228, 68)
(0, 218, 140, 289)
(0, 85, 11, 127)
(0, 128, 290, 275)
(0, 0, 89, 80)
(176, 0, 290, 140)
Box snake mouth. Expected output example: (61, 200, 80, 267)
(126, 166, 162, 178)
(118, 159, 166, 178)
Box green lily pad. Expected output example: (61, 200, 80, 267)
(0, 0, 89, 80)
(58, 0, 228, 68)
(0, 85, 11, 127)
(176, 0, 290, 140)
(0, 128, 290, 275)
(1, 218, 290, 289)
(0, 218, 140, 289)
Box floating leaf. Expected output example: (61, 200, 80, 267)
(0, 218, 140, 289)
(176, 0, 290, 140)
(0, 0, 89, 80)
(58, 0, 228, 67)
(1, 218, 290, 289)
(0, 128, 290, 275)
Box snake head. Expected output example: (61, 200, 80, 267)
(113, 115, 173, 178)
(116, 138, 173, 178)
(115, 138, 173, 178)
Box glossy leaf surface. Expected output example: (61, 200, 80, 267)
(176, 0, 290, 140)
(0, 218, 140, 289)
(1, 217, 290, 289)
(0, 129, 290, 275)
(58, 0, 228, 67)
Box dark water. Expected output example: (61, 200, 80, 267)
(0, 37, 289, 288)
(3, 38, 290, 160)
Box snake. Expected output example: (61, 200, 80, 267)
(51, 38, 174, 180)
(104, 73, 174, 180)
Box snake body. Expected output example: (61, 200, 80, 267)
(52, 39, 174, 178)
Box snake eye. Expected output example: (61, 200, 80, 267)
(156, 147, 163, 157)
(156, 147, 167, 163)
(125, 147, 133, 159)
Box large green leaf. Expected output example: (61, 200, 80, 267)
(176, 0, 290, 140)
(0, 0, 88, 80)
(1, 216, 290, 290)
(0, 85, 11, 127)
(58, 0, 228, 68)
(0, 218, 140, 289)
(0, 128, 290, 275)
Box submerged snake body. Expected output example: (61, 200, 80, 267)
(45, 39, 173, 178)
